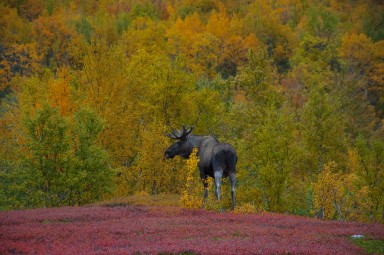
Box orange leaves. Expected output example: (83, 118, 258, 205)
(206, 9, 231, 40)
(121, 17, 166, 57)
(171, 12, 204, 41)
(32, 13, 73, 67)
(339, 33, 374, 70)
(222, 35, 255, 68)
(167, 14, 204, 74)
(17, 68, 75, 117)
(0, 5, 32, 45)
(370, 40, 384, 90)
(166, 13, 204, 57)
(48, 68, 73, 116)
(0, 42, 41, 90)
(339, 32, 384, 93)
(190, 33, 220, 77)
(166, 9, 260, 78)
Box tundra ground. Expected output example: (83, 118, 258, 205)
(1, 195, 383, 255)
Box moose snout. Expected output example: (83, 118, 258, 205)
(164, 151, 173, 159)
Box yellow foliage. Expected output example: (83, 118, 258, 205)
(206, 9, 231, 40)
(339, 32, 384, 90)
(313, 161, 373, 221)
(0, 43, 42, 90)
(339, 33, 373, 70)
(180, 148, 202, 209)
(48, 68, 73, 116)
(313, 162, 343, 220)
(134, 123, 178, 194)
(113, 166, 136, 196)
(339, 173, 372, 222)
(235, 203, 264, 214)
(347, 149, 359, 173)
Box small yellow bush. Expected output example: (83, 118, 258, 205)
(235, 203, 264, 214)
(313, 162, 343, 220)
(180, 148, 203, 209)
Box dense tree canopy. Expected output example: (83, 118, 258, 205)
(0, 0, 383, 222)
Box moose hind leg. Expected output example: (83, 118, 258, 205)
(214, 171, 223, 201)
(229, 172, 236, 210)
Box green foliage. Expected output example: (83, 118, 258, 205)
(68, 108, 112, 205)
(351, 237, 384, 254)
(252, 106, 297, 212)
(300, 85, 348, 175)
(0, 160, 30, 210)
(116, 13, 130, 36)
(362, 5, 384, 42)
(1, 104, 113, 209)
(23, 104, 71, 207)
(231, 49, 296, 212)
(306, 6, 339, 39)
(45, 0, 55, 16)
(131, 3, 158, 20)
(133, 123, 181, 195)
(237, 49, 277, 103)
(354, 135, 384, 221)
(76, 15, 91, 43)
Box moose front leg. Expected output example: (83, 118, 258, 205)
(201, 177, 208, 200)
(199, 169, 209, 201)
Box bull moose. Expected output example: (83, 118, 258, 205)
(164, 125, 237, 210)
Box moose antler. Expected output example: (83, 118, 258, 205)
(168, 125, 194, 140)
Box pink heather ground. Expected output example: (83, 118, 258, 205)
(1, 205, 383, 255)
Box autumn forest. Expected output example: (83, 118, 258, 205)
(0, 0, 383, 223)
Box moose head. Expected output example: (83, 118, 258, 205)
(164, 125, 194, 159)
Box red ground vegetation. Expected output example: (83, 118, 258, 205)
(1, 205, 383, 255)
